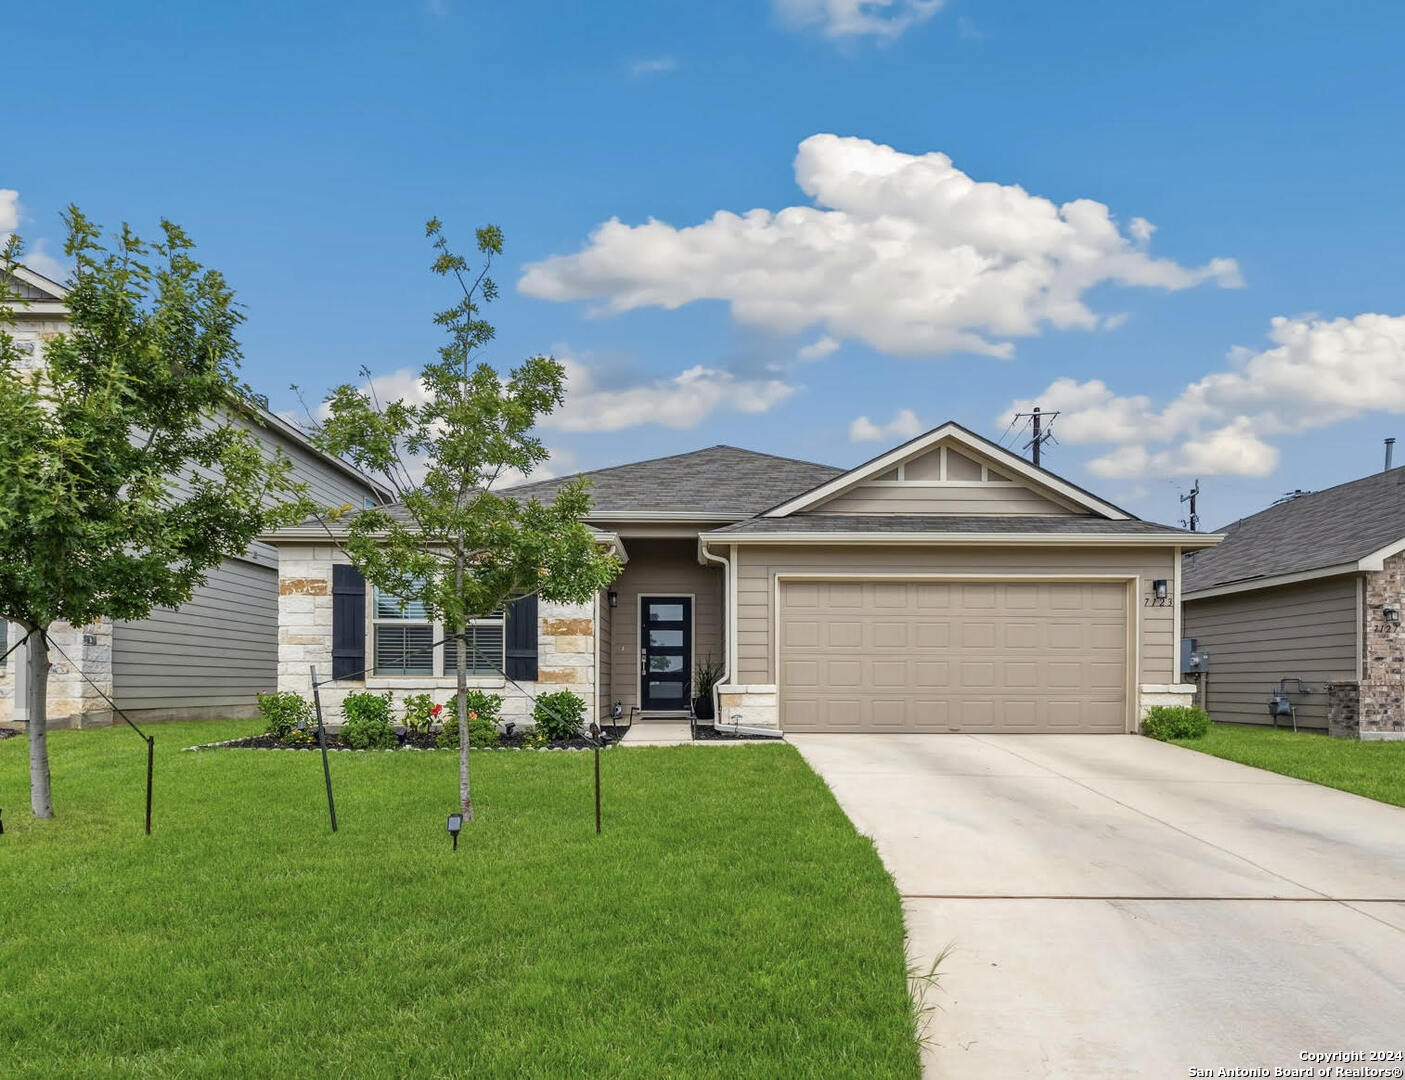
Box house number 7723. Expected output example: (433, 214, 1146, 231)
(1143, 596, 1173, 607)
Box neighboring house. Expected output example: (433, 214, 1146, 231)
(0, 263, 391, 729)
(1182, 468, 1405, 740)
(267, 424, 1215, 734)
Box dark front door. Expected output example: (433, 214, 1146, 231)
(641, 596, 691, 710)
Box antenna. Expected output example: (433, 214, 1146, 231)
(1012, 406, 1060, 467)
(1179, 479, 1200, 533)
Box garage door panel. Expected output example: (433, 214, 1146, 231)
(781, 580, 1127, 733)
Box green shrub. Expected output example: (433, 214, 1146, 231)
(533, 690, 585, 742)
(257, 691, 313, 741)
(1142, 704, 1211, 741)
(341, 691, 397, 750)
(402, 693, 440, 736)
(434, 691, 503, 749)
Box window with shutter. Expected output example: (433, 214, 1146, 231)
(504, 594, 539, 681)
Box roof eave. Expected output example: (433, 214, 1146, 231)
(702, 531, 1221, 547)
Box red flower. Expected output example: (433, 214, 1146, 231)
(430, 704, 443, 718)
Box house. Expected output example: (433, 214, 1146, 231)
(1182, 467, 1405, 740)
(0, 263, 391, 729)
(267, 424, 1216, 734)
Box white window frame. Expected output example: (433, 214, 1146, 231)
(368, 586, 506, 680)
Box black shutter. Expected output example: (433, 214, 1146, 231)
(331, 564, 366, 681)
(504, 594, 538, 680)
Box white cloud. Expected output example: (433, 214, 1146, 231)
(773, 0, 944, 40)
(849, 407, 922, 443)
(0, 189, 18, 234)
(1006, 313, 1405, 478)
(628, 56, 677, 76)
(797, 335, 839, 361)
(542, 352, 795, 432)
(521, 133, 1241, 359)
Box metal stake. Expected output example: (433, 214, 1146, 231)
(590, 721, 602, 835)
(145, 736, 154, 836)
(310, 665, 338, 833)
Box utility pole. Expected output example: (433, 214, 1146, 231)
(1180, 479, 1200, 533)
(1013, 406, 1060, 467)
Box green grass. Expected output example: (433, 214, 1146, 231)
(0, 721, 918, 1079)
(1172, 722, 1405, 808)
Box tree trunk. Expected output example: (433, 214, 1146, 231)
(455, 623, 473, 822)
(26, 627, 54, 819)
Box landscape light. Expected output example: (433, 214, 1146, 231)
(446, 813, 464, 851)
(1153, 579, 1168, 601)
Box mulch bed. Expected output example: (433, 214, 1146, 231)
(691, 723, 781, 741)
(0, 728, 18, 741)
(207, 725, 632, 752)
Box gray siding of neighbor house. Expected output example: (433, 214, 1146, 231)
(111, 412, 384, 718)
(112, 557, 278, 717)
(1183, 575, 1360, 730)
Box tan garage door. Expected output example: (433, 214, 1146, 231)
(780, 580, 1127, 733)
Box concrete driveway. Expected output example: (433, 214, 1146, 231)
(789, 733, 1405, 1079)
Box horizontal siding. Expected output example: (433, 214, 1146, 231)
(112, 557, 279, 713)
(817, 484, 1073, 516)
(1184, 576, 1359, 730)
(734, 544, 1178, 688)
(603, 539, 724, 713)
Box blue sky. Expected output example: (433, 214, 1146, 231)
(7, 0, 1405, 528)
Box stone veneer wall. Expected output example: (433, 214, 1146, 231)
(0, 620, 114, 729)
(1360, 553, 1405, 739)
(715, 685, 779, 732)
(276, 544, 595, 727)
(1137, 683, 1197, 728)
(1328, 681, 1361, 739)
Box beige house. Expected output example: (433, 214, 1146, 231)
(1183, 467, 1405, 740)
(268, 423, 1215, 734)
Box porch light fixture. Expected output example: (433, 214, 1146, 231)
(1153, 579, 1168, 600)
(1384, 607, 1400, 624)
(608, 590, 619, 609)
(446, 813, 464, 852)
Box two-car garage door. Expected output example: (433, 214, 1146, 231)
(780, 580, 1128, 733)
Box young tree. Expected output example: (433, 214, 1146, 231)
(0, 212, 308, 818)
(313, 220, 619, 822)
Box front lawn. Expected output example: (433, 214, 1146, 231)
(1173, 722, 1405, 808)
(0, 721, 919, 1079)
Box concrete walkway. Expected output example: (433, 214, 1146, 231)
(789, 733, 1405, 1079)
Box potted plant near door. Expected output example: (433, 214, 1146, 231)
(692, 656, 725, 721)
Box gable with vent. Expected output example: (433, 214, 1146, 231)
(763, 422, 1131, 520)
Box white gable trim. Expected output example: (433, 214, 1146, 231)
(4, 263, 70, 303)
(762, 422, 1132, 520)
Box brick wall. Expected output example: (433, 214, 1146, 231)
(1360, 552, 1405, 739)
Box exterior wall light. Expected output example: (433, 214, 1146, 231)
(1153, 579, 1168, 600)
(446, 813, 464, 851)
(1384, 607, 1400, 624)
(608, 590, 619, 608)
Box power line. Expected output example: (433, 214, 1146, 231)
(1011, 406, 1060, 467)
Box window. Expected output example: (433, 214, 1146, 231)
(373, 588, 434, 675)
(370, 589, 505, 678)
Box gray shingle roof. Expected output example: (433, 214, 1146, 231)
(1183, 467, 1405, 592)
(709, 514, 1198, 537)
(503, 445, 844, 517)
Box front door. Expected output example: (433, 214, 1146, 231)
(641, 596, 691, 711)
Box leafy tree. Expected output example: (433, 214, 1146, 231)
(312, 220, 619, 822)
(0, 211, 308, 818)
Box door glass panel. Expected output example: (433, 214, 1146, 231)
(647, 681, 684, 700)
(648, 603, 685, 622)
(648, 629, 684, 648)
(647, 655, 684, 673)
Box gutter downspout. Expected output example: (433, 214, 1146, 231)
(698, 538, 731, 723)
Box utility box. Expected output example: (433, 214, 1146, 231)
(1180, 638, 1209, 674)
